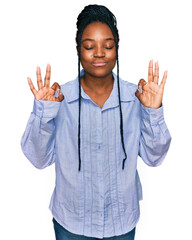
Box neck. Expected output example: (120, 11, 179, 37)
(81, 71, 114, 95)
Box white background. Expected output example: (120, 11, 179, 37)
(0, 0, 191, 239)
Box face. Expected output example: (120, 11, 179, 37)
(80, 22, 116, 78)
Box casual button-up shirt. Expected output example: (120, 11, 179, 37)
(21, 70, 171, 239)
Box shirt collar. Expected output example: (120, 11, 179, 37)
(64, 69, 135, 106)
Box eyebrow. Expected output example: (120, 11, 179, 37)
(82, 38, 94, 43)
(82, 38, 114, 43)
(105, 38, 114, 41)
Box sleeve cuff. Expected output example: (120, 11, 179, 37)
(33, 99, 61, 119)
(141, 103, 164, 125)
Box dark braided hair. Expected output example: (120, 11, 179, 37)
(76, 4, 127, 171)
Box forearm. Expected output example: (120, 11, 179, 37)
(139, 103, 172, 166)
(21, 99, 61, 169)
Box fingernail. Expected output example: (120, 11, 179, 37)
(135, 89, 139, 94)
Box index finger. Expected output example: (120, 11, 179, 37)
(148, 60, 154, 83)
(44, 64, 51, 88)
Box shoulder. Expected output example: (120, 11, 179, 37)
(60, 78, 79, 103)
(120, 78, 138, 91)
(60, 78, 77, 89)
(119, 76, 138, 102)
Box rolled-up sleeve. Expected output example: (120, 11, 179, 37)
(21, 99, 61, 169)
(139, 103, 171, 167)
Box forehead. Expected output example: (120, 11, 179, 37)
(81, 22, 114, 40)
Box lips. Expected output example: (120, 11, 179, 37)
(92, 61, 107, 67)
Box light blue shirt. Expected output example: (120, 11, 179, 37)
(21, 70, 171, 239)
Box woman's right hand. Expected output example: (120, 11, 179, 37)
(27, 64, 64, 102)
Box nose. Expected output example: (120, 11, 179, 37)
(94, 45, 105, 58)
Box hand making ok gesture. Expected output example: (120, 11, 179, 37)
(135, 60, 167, 109)
(27, 64, 64, 102)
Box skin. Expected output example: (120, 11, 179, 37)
(27, 64, 64, 102)
(79, 22, 117, 108)
(135, 60, 167, 109)
(27, 22, 167, 109)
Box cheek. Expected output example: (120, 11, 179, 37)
(80, 49, 93, 63)
(107, 49, 116, 59)
(108, 51, 116, 65)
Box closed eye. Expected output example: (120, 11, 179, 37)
(84, 46, 94, 50)
(84, 46, 114, 50)
(104, 46, 114, 49)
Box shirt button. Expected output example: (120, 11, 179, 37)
(98, 144, 102, 150)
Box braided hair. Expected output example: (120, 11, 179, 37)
(76, 4, 127, 171)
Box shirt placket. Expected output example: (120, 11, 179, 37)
(91, 107, 105, 237)
(97, 109, 104, 225)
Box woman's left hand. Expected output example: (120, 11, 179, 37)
(135, 60, 167, 109)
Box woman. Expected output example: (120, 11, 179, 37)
(21, 4, 171, 240)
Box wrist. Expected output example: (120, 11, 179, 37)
(142, 103, 162, 109)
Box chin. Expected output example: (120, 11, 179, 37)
(84, 66, 114, 78)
